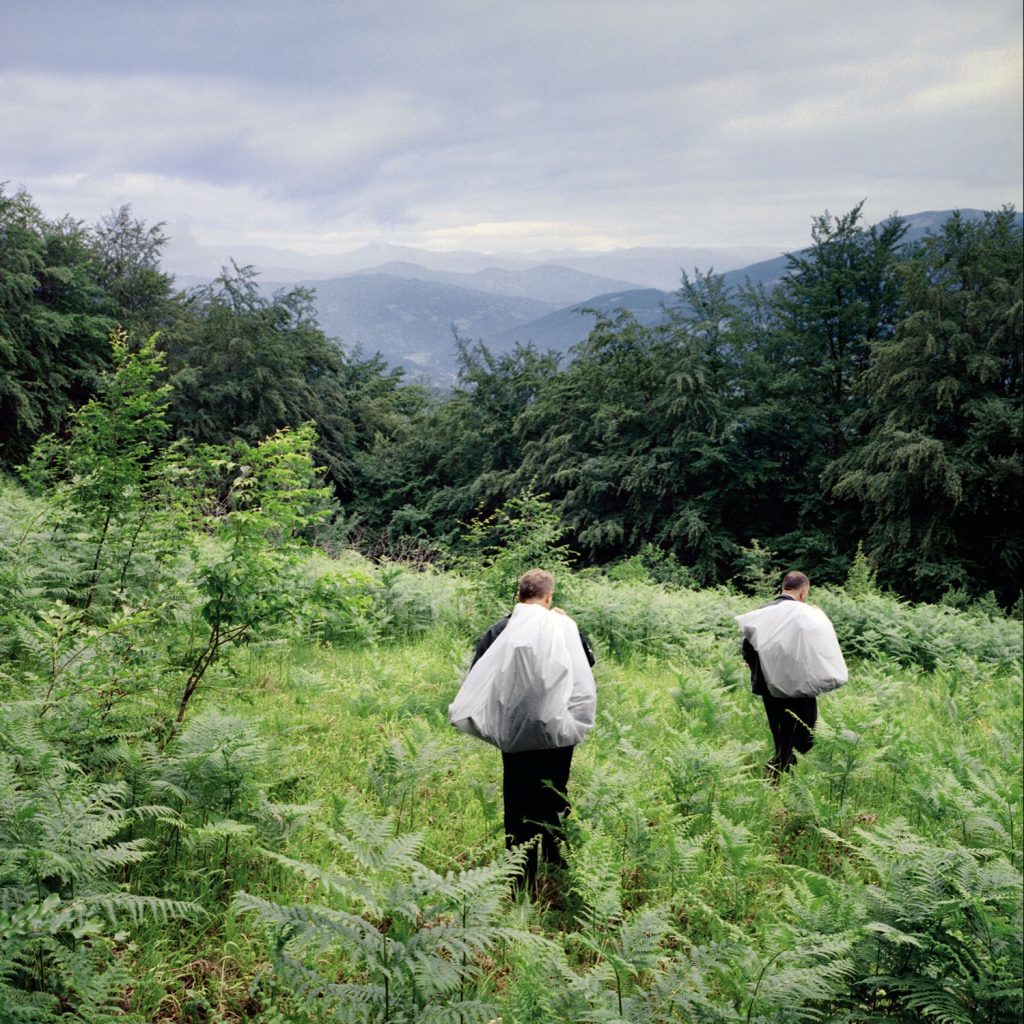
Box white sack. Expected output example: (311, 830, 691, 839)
(449, 602, 596, 752)
(736, 600, 848, 699)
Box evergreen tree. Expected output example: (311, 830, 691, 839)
(0, 187, 113, 466)
(89, 204, 179, 336)
(829, 208, 1023, 602)
(514, 310, 672, 562)
(348, 338, 557, 551)
(512, 294, 748, 580)
(759, 203, 909, 575)
(160, 263, 411, 500)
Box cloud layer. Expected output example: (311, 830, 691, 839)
(3, 0, 1021, 257)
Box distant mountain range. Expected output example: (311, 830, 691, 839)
(305, 274, 554, 369)
(167, 209, 1021, 381)
(166, 235, 779, 289)
(348, 261, 643, 306)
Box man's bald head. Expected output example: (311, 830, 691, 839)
(781, 571, 810, 601)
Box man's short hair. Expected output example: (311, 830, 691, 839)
(518, 568, 555, 601)
(782, 570, 810, 592)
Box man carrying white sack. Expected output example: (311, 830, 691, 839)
(736, 570, 847, 781)
(449, 568, 596, 888)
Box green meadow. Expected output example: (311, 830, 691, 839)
(1, 336, 1021, 1022)
(3, 516, 1021, 1021)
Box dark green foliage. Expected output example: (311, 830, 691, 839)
(770, 203, 908, 459)
(89, 205, 178, 336)
(730, 206, 909, 580)
(4, 183, 1021, 604)
(506, 279, 777, 581)
(514, 309, 684, 560)
(161, 262, 416, 501)
(0, 187, 113, 467)
(829, 208, 1023, 603)
(346, 338, 558, 550)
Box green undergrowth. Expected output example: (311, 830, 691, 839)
(4, 608, 1022, 1021)
(127, 634, 1023, 1022)
(2, 438, 1022, 1021)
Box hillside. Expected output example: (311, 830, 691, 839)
(296, 208, 1022, 378)
(484, 287, 674, 353)
(305, 272, 556, 375)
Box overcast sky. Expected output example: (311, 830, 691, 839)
(3, 0, 1021, 260)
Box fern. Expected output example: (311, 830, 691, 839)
(234, 809, 542, 1022)
(563, 818, 675, 1019)
(130, 707, 309, 895)
(744, 934, 857, 1022)
(0, 703, 202, 1020)
(366, 730, 457, 831)
(822, 819, 1024, 1021)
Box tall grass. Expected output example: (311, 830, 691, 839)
(2, 474, 1021, 1021)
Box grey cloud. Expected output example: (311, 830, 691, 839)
(3, 0, 1020, 254)
(1, 71, 444, 199)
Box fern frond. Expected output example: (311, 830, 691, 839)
(876, 975, 973, 1024)
(416, 1000, 503, 1024)
(232, 890, 382, 952)
(256, 845, 376, 906)
(616, 905, 674, 972)
(327, 813, 425, 874)
(187, 817, 258, 852)
(407, 947, 463, 998)
(271, 954, 385, 1020)
(90, 837, 153, 869)
(568, 819, 622, 929)
(413, 846, 526, 923)
(124, 801, 179, 822)
(69, 892, 204, 927)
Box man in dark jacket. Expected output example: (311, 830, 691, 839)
(742, 570, 817, 779)
(470, 569, 596, 887)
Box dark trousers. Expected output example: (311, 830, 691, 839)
(501, 745, 574, 883)
(761, 693, 817, 774)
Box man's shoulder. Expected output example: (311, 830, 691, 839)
(484, 615, 511, 638)
(471, 615, 512, 666)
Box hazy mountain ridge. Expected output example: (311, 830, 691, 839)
(178, 209, 1021, 381)
(302, 274, 556, 375)
(348, 261, 642, 306)
(166, 234, 779, 286)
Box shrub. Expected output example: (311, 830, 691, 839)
(455, 490, 576, 627)
(814, 588, 1023, 669)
